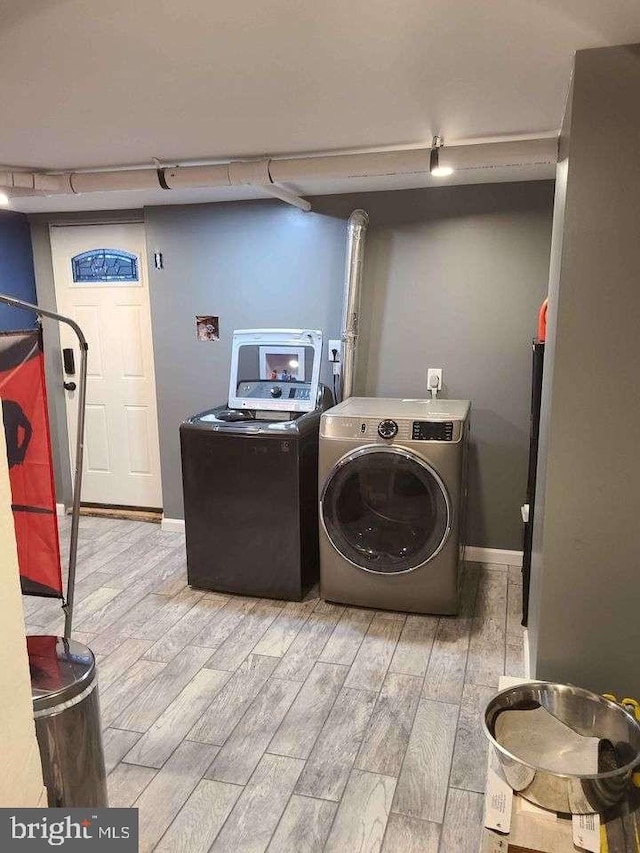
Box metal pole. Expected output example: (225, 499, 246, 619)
(340, 210, 369, 401)
(0, 293, 87, 638)
(63, 337, 87, 638)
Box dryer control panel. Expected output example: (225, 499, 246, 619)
(321, 416, 463, 442)
(412, 421, 454, 441)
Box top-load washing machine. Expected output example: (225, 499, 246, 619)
(180, 329, 333, 601)
(319, 397, 470, 614)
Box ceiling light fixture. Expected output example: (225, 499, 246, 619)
(430, 135, 454, 178)
(0, 191, 10, 207)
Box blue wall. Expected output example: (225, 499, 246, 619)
(0, 210, 38, 330)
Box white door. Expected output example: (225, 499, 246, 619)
(50, 223, 163, 509)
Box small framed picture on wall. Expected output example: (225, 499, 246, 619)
(196, 315, 219, 341)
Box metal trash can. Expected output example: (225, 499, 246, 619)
(28, 635, 108, 807)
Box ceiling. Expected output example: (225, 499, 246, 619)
(1, 0, 639, 213)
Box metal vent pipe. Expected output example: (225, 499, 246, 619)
(340, 209, 369, 400)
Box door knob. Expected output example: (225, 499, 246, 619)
(63, 381, 77, 392)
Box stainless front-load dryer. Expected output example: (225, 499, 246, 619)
(319, 397, 470, 614)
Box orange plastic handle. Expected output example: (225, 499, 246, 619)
(537, 297, 548, 342)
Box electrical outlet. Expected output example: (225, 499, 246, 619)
(427, 368, 442, 391)
(328, 339, 342, 363)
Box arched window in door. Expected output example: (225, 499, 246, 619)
(71, 248, 138, 283)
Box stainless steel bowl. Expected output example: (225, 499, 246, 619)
(483, 681, 640, 814)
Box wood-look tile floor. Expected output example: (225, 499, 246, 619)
(23, 515, 525, 853)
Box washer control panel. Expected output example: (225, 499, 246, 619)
(412, 420, 454, 441)
(237, 380, 312, 402)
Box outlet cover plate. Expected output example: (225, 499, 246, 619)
(427, 368, 443, 390)
(328, 339, 342, 362)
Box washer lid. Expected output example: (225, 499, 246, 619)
(28, 635, 96, 712)
(228, 329, 323, 414)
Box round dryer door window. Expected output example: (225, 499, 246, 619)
(321, 446, 451, 574)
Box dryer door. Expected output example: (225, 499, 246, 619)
(321, 446, 452, 574)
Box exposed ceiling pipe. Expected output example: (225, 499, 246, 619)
(269, 137, 557, 181)
(0, 137, 557, 203)
(162, 163, 230, 189)
(260, 184, 311, 212)
(227, 158, 311, 211)
(163, 160, 313, 208)
(340, 209, 369, 401)
(70, 169, 158, 193)
(438, 137, 558, 172)
(0, 170, 72, 194)
(0, 159, 311, 210)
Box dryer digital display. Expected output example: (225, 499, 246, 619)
(412, 421, 454, 441)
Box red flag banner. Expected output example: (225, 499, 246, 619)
(0, 329, 63, 598)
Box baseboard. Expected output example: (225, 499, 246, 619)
(161, 517, 185, 533)
(465, 546, 523, 567)
(56, 503, 66, 517)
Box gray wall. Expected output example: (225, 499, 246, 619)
(147, 183, 553, 546)
(313, 183, 554, 549)
(145, 202, 347, 519)
(30, 184, 553, 550)
(528, 44, 640, 698)
(30, 221, 72, 506)
(527, 82, 572, 678)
